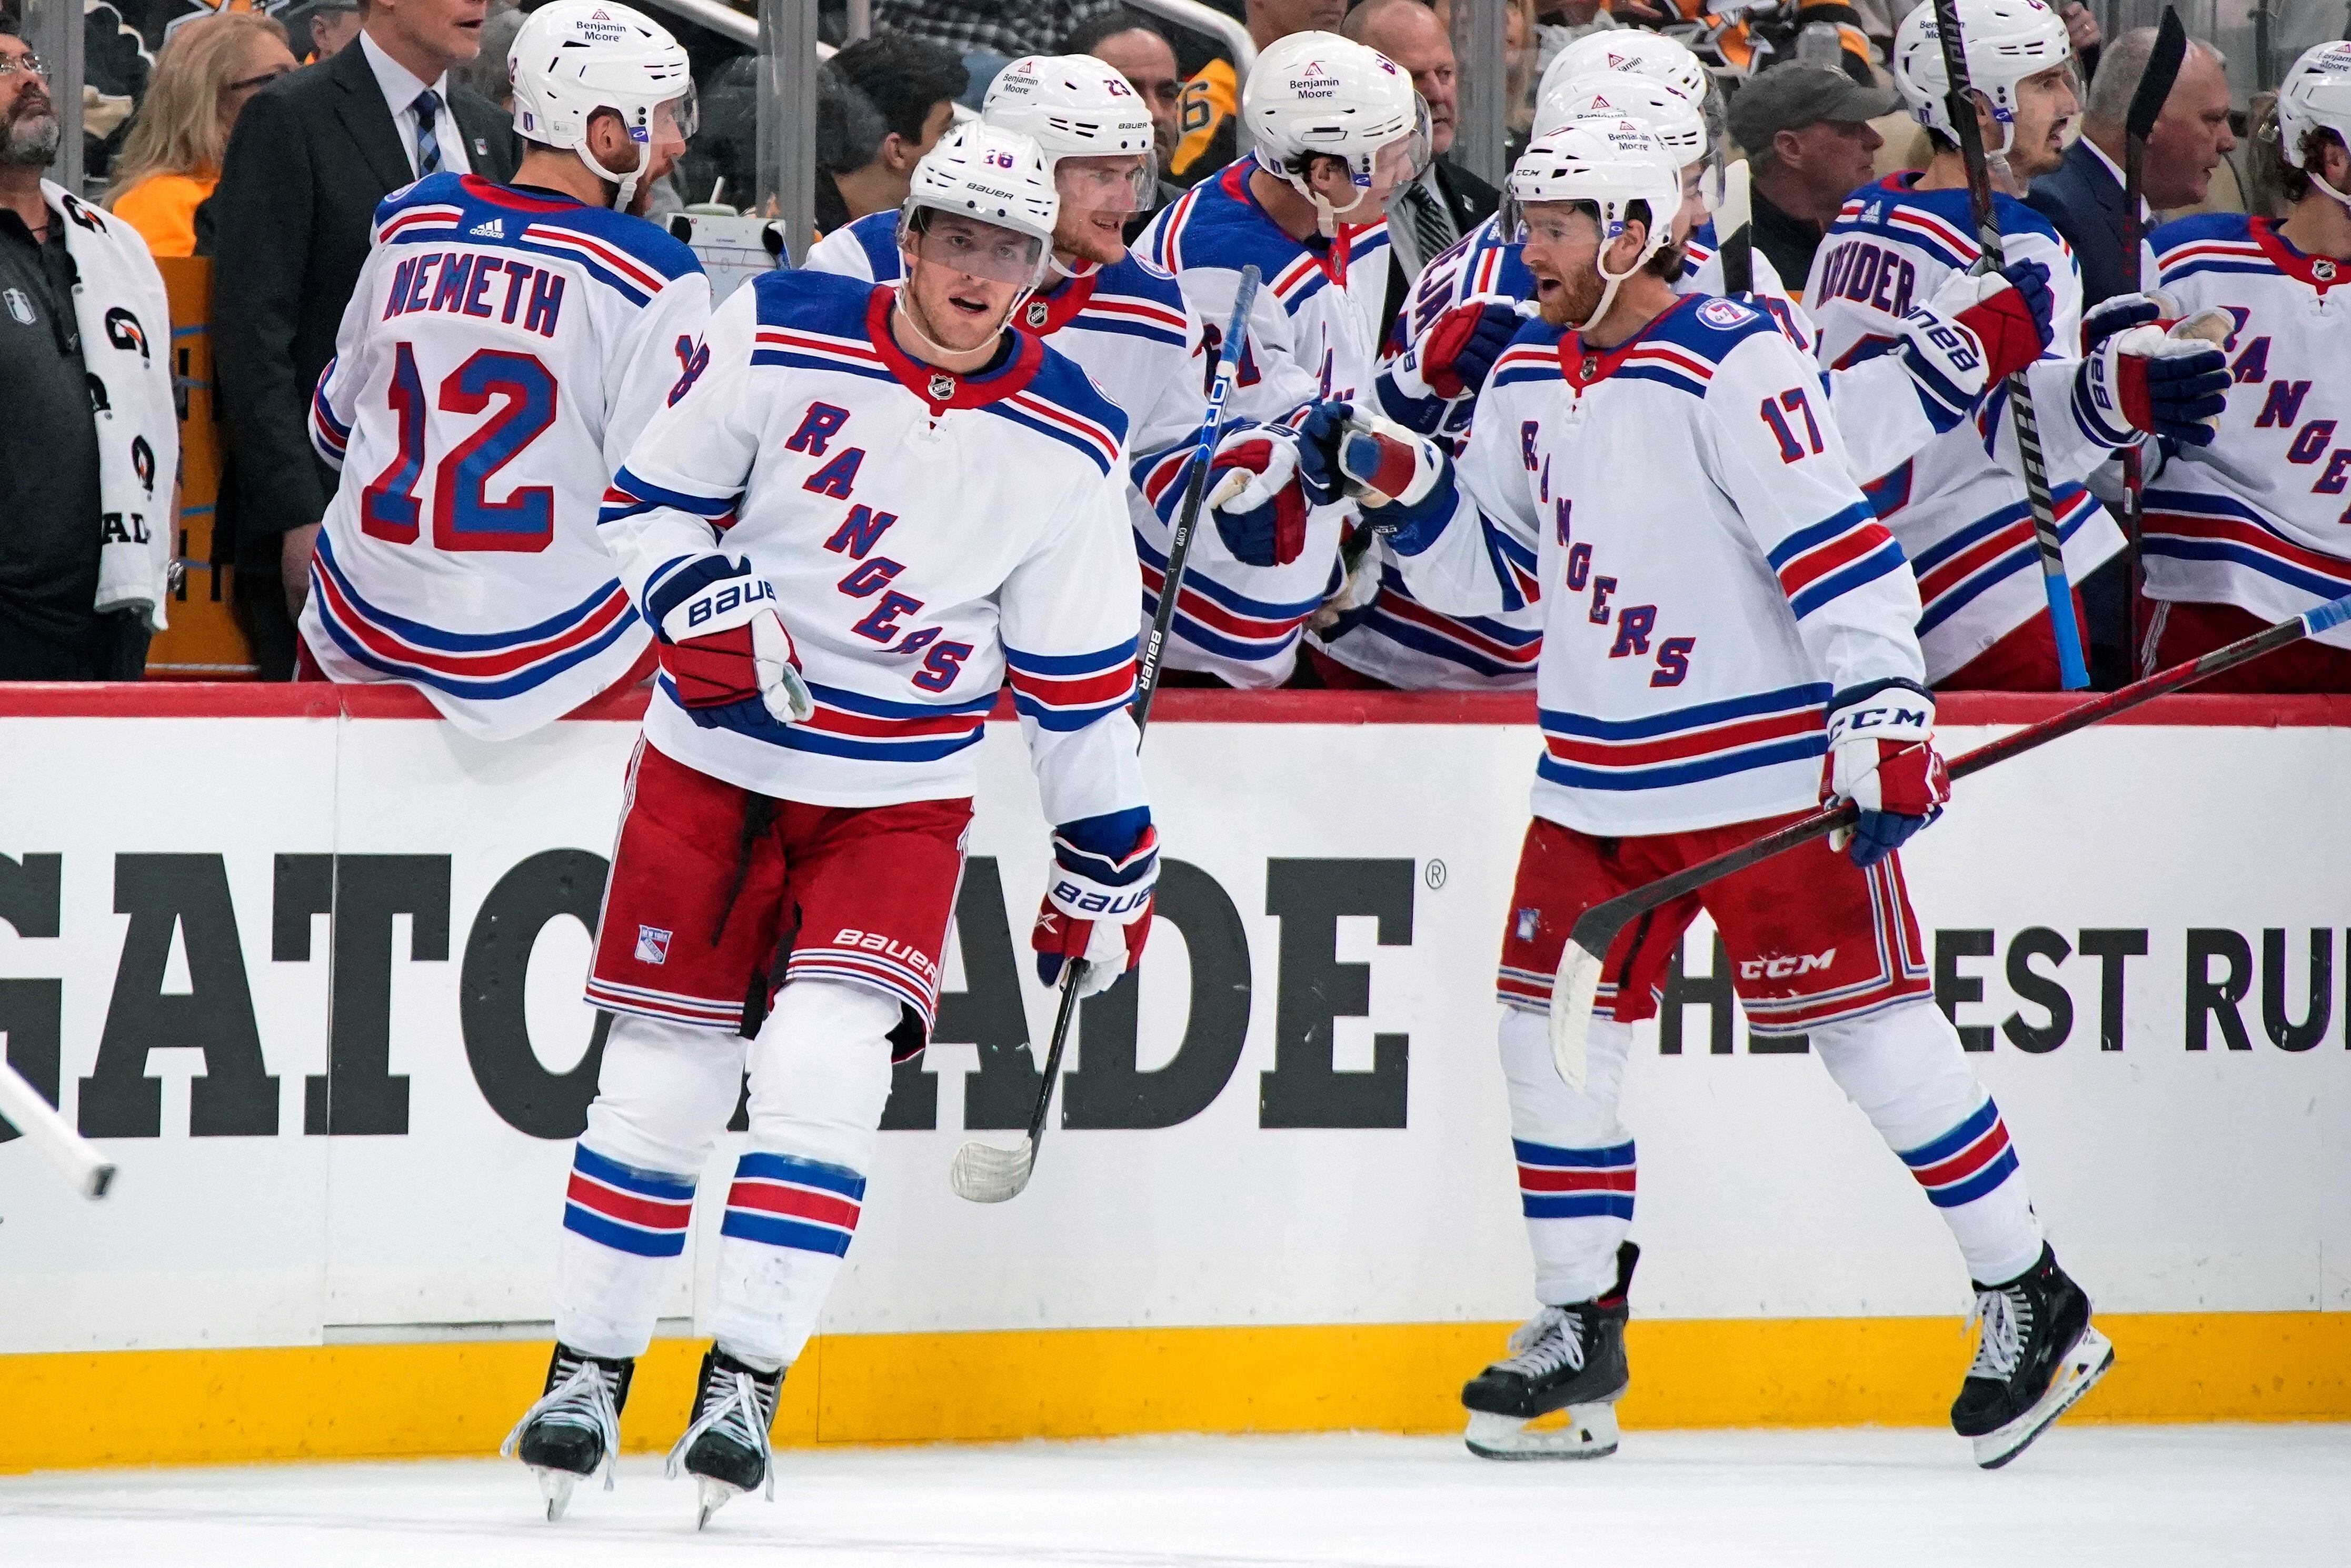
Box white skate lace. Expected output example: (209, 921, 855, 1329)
(1493, 1305, 1587, 1380)
(1965, 1284, 2032, 1381)
(499, 1357, 623, 1492)
(664, 1367, 778, 1502)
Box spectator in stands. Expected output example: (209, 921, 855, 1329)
(874, 0, 1122, 103)
(1726, 63, 1897, 298)
(1170, 0, 1344, 184)
(814, 33, 965, 234)
(2027, 28, 2234, 309)
(207, 0, 516, 679)
(0, 24, 176, 680)
(277, 0, 365, 64)
(1067, 9, 1183, 187)
(107, 12, 295, 258)
(1346, 0, 1498, 308)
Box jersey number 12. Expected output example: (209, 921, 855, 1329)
(363, 344, 559, 552)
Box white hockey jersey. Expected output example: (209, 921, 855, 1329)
(1806, 175, 2122, 682)
(2144, 214, 2351, 645)
(303, 173, 700, 738)
(1131, 159, 1391, 685)
(1391, 295, 1925, 836)
(804, 210, 1206, 456)
(599, 271, 1147, 826)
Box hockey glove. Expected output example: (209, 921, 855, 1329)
(1205, 423, 1311, 567)
(1900, 261, 2054, 434)
(1031, 813, 1159, 999)
(646, 555, 815, 734)
(2070, 297, 2234, 449)
(1820, 679, 1950, 868)
(1400, 298, 1522, 401)
(1337, 410, 1457, 557)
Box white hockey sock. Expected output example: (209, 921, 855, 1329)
(1497, 1005, 1637, 1306)
(555, 1013, 745, 1361)
(708, 978, 898, 1373)
(1812, 999, 2045, 1286)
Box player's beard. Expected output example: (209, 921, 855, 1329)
(1054, 207, 1128, 268)
(1536, 266, 1606, 331)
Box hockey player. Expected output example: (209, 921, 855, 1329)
(1333, 119, 2110, 1468)
(802, 53, 1205, 460)
(300, 1, 703, 738)
(501, 122, 1157, 1524)
(2140, 40, 2351, 692)
(1132, 29, 1423, 686)
(1806, 0, 2225, 690)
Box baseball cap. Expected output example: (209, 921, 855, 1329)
(1727, 64, 1900, 153)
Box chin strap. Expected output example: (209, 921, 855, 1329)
(890, 278, 1028, 364)
(1277, 169, 1376, 239)
(1571, 237, 1657, 335)
(580, 136, 650, 212)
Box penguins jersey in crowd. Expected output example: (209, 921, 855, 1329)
(1339, 215, 1942, 692)
(2144, 213, 2351, 644)
(1389, 295, 1924, 836)
(1131, 159, 1390, 686)
(1806, 175, 2123, 683)
(802, 211, 1206, 455)
(304, 173, 704, 737)
(597, 270, 1148, 827)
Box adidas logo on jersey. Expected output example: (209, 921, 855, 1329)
(470, 217, 506, 238)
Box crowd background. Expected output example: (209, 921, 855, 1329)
(0, 0, 2346, 682)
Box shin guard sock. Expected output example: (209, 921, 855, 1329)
(1498, 1005, 1637, 1305)
(555, 1144, 696, 1361)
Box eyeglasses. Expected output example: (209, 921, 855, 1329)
(223, 67, 291, 95)
(0, 53, 51, 82)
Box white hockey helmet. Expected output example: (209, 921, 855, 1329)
(898, 121, 1061, 287)
(508, 0, 695, 212)
(2277, 41, 2351, 208)
(1244, 31, 1432, 235)
(1891, 0, 2074, 159)
(1539, 29, 1711, 111)
(983, 54, 1160, 214)
(1538, 71, 1720, 212)
(1503, 117, 1684, 330)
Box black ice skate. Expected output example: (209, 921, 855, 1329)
(1951, 1244, 2114, 1469)
(1461, 1242, 1636, 1461)
(665, 1345, 785, 1529)
(499, 1344, 633, 1521)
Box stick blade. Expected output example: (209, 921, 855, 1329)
(949, 1137, 1036, 1204)
(1547, 938, 1606, 1092)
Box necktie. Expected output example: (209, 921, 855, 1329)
(412, 88, 443, 177)
(1407, 180, 1454, 272)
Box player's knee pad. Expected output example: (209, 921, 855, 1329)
(1811, 998, 1986, 1153)
(743, 978, 899, 1170)
(1497, 1004, 1635, 1145)
(581, 1011, 744, 1176)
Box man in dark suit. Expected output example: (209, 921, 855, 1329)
(208, 0, 515, 678)
(2025, 27, 2235, 311)
(1343, 0, 1500, 346)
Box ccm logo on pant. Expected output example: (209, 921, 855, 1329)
(1739, 950, 1837, 980)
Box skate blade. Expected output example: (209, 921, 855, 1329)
(693, 1474, 745, 1531)
(532, 1468, 577, 1523)
(1973, 1324, 2116, 1470)
(1464, 1403, 1620, 1462)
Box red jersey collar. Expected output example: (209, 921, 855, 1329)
(458, 174, 582, 213)
(2251, 216, 2350, 293)
(1218, 160, 1364, 284)
(1018, 265, 1101, 335)
(863, 285, 1046, 415)
(1559, 294, 1703, 389)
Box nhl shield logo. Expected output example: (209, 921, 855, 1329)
(1025, 299, 1050, 327)
(2317, 258, 2340, 283)
(3, 287, 31, 326)
(929, 371, 956, 401)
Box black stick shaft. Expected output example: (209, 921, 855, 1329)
(2121, 9, 2188, 677)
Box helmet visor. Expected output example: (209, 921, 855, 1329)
(902, 208, 1052, 284)
(1054, 152, 1158, 218)
(646, 85, 698, 145)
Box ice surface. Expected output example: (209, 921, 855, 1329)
(3, 1426, 2344, 1568)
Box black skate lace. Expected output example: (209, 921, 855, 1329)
(1495, 1305, 1587, 1379)
(499, 1356, 624, 1492)
(1965, 1284, 2032, 1381)
(664, 1366, 779, 1502)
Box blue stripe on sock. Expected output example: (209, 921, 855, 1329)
(1898, 1098, 2000, 1169)
(573, 1143, 697, 1201)
(1512, 1137, 1636, 1168)
(734, 1150, 867, 1200)
(564, 1203, 688, 1257)
(1925, 1147, 2019, 1209)
(1521, 1193, 1636, 1221)
(720, 1210, 854, 1255)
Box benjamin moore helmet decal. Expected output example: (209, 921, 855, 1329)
(105, 306, 149, 362)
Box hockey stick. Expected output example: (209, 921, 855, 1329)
(0, 1059, 116, 1200)
(1717, 157, 1755, 297)
(2122, 8, 2189, 678)
(950, 264, 1264, 1204)
(1547, 588, 2351, 1085)
(1928, 0, 2093, 691)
